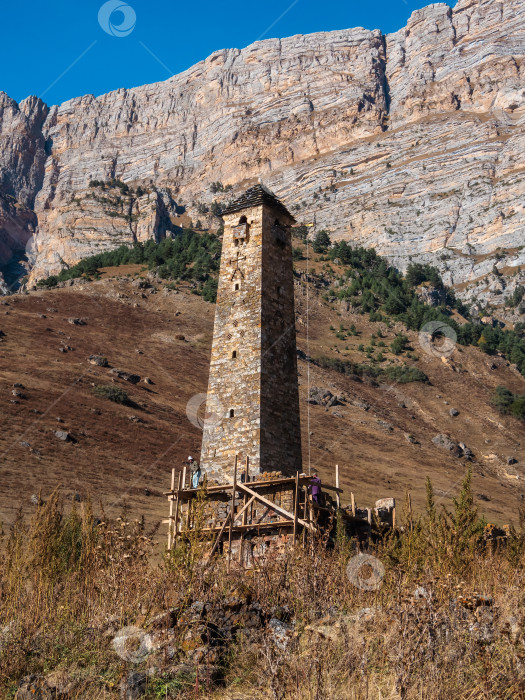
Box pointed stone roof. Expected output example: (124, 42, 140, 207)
(221, 183, 296, 223)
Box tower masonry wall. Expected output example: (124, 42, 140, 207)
(200, 197, 302, 483)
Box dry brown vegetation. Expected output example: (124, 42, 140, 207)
(1, 472, 525, 699)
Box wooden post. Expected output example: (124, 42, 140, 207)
(351, 492, 356, 518)
(408, 492, 413, 531)
(228, 456, 237, 573)
(293, 472, 299, 541)
(209, 511, 231, 558)
(335, 464, 340, 509)
(173, 471, 182, 548)
(167, 467, 175, 550)
(242, 457, 249, 525)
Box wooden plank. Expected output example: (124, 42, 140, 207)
(228, 456, 237, 572)
(351, 492, 356, 517)
(236, 482, 315, 532)
(293, 472, 299, 541)
(233, 495, 255, 525)
(167, 467, 176, 549)
(163, 474, 322, 496)
(208, 510, 232, 557)
(172, 471, 182, 549)
(187, 519, 296, 535)
(242, 457, 249, 526)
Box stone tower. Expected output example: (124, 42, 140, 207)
(200, 184, 302, 483)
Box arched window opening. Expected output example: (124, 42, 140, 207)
(229, 409, 235, 418)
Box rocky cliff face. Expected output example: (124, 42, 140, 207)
(0, 0, 523, 303)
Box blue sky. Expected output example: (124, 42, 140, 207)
(2, 0, 453, 106)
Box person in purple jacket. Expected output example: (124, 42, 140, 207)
(310, 472, 322, 503)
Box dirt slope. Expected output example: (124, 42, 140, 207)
(1, 272, 524, 532)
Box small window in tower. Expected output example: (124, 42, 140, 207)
(233, 215, 249, 244)
(234, 282, 240, 291)
(229, 409, 235, 418)
(231, 350, 237, 359)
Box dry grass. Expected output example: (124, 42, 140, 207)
(1, 475, 525, 699)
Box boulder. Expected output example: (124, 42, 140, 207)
(308, 387, 343, 408)
(88, 355, 109, 367)
(431, 433, 472, 458)
(54, 430, 72, 442)
(449, 408, 460, 417)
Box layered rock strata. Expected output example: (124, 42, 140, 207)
(0, 0, 522, 303)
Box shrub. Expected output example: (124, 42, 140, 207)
(492, 386, 525, 419)
(93, 385, 131, 405)
(390, 333, 410, 355)
(384, 364, 429, 384)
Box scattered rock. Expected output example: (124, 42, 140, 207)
(308, 387, 343, 408)
(377, 420, 394, 432)
(120, 672, 147, 700)
(88, 355, 109, 367)
(507, 457, 518, 465)
(132, 279, 151, 290)
(110, 368, 141, 384)
(175, 334, 185, 341)
(375, 497, 395, 510)
(267, 617, 294, 650)
(414, 586, 430, 601)
(12, 389, 26, 399)
(449, 408, 460, 417)
(128, 415, 145, 424)
(432, 434, 472, 459)
(54, 430, 73, 442)
(404, 433, 420, 445)
(477, 493, 491, 502)
(351, 399, 371, 411)
(68, 318, 86, 326)
(143, 377, 154, 385)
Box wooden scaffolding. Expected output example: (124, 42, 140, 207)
(164, 458, 392, 566)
